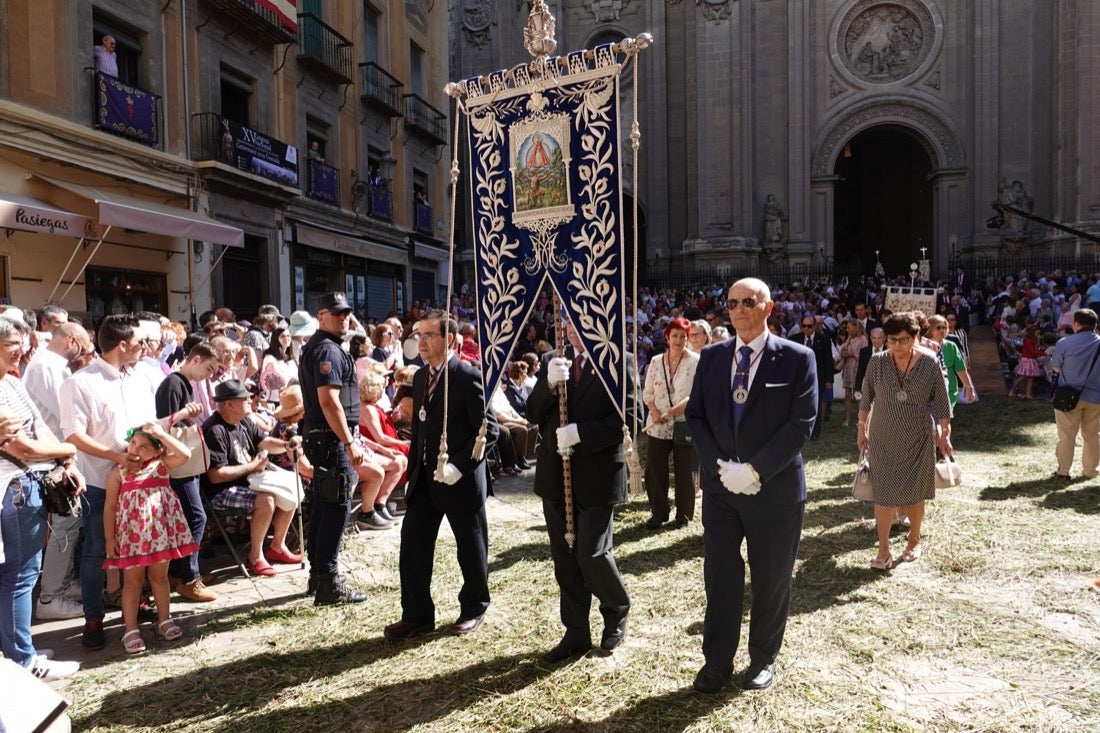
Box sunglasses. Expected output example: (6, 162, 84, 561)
(800, 323, 815, 329)
(9, 478, 24, 508)
(726, 298, 759, 310)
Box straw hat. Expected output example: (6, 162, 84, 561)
(273, 385, 305, 419)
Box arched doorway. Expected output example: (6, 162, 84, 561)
(833, 127, 933, 276)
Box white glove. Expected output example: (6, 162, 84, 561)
(720, 461, 761, 495)
(547, 357, 572, 389)
(439, 462, 462, 485)
(556, 423, 581, 451)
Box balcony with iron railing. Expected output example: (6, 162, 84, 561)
(306, 158, 340, 205)
(203, 0, 298, 44)
(415, 200, 433, 235)
(93, 71, 162, 149)
(359, 62, 404, 118)
(403, 94, 448, 146)
(297, 13, 353, 84)
(192, 112, 300, 190)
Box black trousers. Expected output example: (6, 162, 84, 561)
(701, 493, 804, 669)
(543, 497, 630, 644)
(303, 430, 353, 575)
(644, 435, 699, 522)
(398, 483, 490, 624)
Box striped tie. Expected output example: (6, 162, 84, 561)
(732, 345, 753, 428)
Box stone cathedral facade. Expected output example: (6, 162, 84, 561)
(450, 0, 1100, 279)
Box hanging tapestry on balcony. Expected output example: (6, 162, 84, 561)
(95, 73, 160, 148)
(455, 44, 634, 416)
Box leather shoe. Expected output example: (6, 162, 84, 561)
(450, 614, 485, 636)
(383, 619, 434, 640)
(743, 662, 775, 691)
(693, 663, 732, 694)
(601, 619, 626, 651)
(541, 638, 592, 663)
(644, 516, 667, 530)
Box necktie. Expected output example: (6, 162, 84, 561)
(732, 345, 753, 427)
(426, 366, 440, 398)
(573, 355, 585, 385)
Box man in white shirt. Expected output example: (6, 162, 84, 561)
(22, 322, 94, 620)
(93, 35, 118, 77)
(60, 315, 159, 651)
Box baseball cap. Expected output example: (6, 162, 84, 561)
(317, 292, 353, 315)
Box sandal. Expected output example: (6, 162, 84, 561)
(157, 619, 183, 642)
(869, 555, 893, 571)
(899, 544, 923, 562)
(122, 629, 146, 654)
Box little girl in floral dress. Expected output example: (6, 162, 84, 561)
(103, 422, 199, 654)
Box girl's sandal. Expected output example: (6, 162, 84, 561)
(122, 629, 146, 654)
(157, 619, 183, 642)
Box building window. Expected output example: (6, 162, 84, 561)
(92, 23, 142, 86)
(363, 4, 380, 64)
(220, 67, 253, 128)
(410, 42, 424, 96)
(306, 117, 330, 163)
(84, 267, 167, 326)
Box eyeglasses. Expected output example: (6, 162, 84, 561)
(419, 331, 442, 340)
(726, 298, 759, 311)
(886, 336, 913, 345)
(800, 323, 815, 329)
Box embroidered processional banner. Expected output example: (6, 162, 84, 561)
(457, 46, 628, 417)
(885, 286, 939, 315)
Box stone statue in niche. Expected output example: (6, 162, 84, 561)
(762, 194, 788, 262)
(997, 178, 1034, 255)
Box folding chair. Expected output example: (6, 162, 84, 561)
(200, 492, 252, 579)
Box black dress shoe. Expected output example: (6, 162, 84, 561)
(693, 663, 733, 694)
(541, 638, 592, 663)
(644, 516, 667, 530)
(450, 614, 485, 636)
(674, 517, 689, 528)
(743, 662, 775, 691)
(383, 619, 435, 640)
(601, 622, 626, 651)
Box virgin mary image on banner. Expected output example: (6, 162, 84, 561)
(516, 132, 566, 214)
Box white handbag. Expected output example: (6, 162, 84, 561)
(169, 425, 211, 479)
(852, 450, 873, 501)
(247, 467, 303, 512)
(934, 455, 963, 489)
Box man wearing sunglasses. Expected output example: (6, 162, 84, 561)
(789, 316, 834, 440)
(686, 277, 817, 694)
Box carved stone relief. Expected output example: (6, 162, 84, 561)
(462, 0, 495, 48)
(585, 0, 625, 22)
(697, 0, 731, 25)
(833, 0, 940, 86)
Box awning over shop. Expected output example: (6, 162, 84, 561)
(32, 174, 244, 247)
(294, 223, 408, 266)
(413, 241, 449, 262)
(0, 193, 94, 237)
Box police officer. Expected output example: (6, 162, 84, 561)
(298, 292, 368, 605)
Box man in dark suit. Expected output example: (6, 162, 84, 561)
(686, 277, 817, 693)
(383, 310, 498, 639)
(789, 315, 833, 439)
(853, 326, 886, 397)
(851, 302, 880, 335)
(527, 318, 633, 663)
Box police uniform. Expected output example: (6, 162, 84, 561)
(298, 326, 359, 581)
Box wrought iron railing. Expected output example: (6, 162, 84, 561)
(307, 158, 340, 205)
(403, 93, 448, 145)
(203, 0, 297, 44)
(93, 71, 162, 149)
(192, 112, 300, 187)
(415, 201, 433, 235)
(359, 62, 404, 117)
(297, 13, 353, 83)
(645, 258, 865, 293)
(948, 251, 1100, 283)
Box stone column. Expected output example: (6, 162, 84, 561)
(931, 168, 968, 277)
(809, 175, 838, 266)
(971, 0, 1000, 251)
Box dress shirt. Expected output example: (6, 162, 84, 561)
(20, 347, 70, 438)
(93, 45, 118, 76)
(59, 359, 158, 487)
(1051, 330, 1100, 403)
(730, 330, 770, 393)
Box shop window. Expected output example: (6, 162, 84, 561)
(220, 236, 265, 318)
(220, 68, 253, 127)
(85, 267, 167, 326)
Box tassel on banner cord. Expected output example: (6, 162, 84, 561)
(623, 425, 643, 497)
(434, 435, 450, 484)
(472, 419, 487, 462)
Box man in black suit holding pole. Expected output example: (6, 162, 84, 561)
(383, 310, 497, 639)
(527, 317, 633, 663)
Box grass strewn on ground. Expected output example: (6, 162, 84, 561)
(59, 397, 1099, 732)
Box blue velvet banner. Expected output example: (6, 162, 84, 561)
(95, 72, 160, 148)
(308, 159, 339, 204)
(461, 45, 627, 416)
